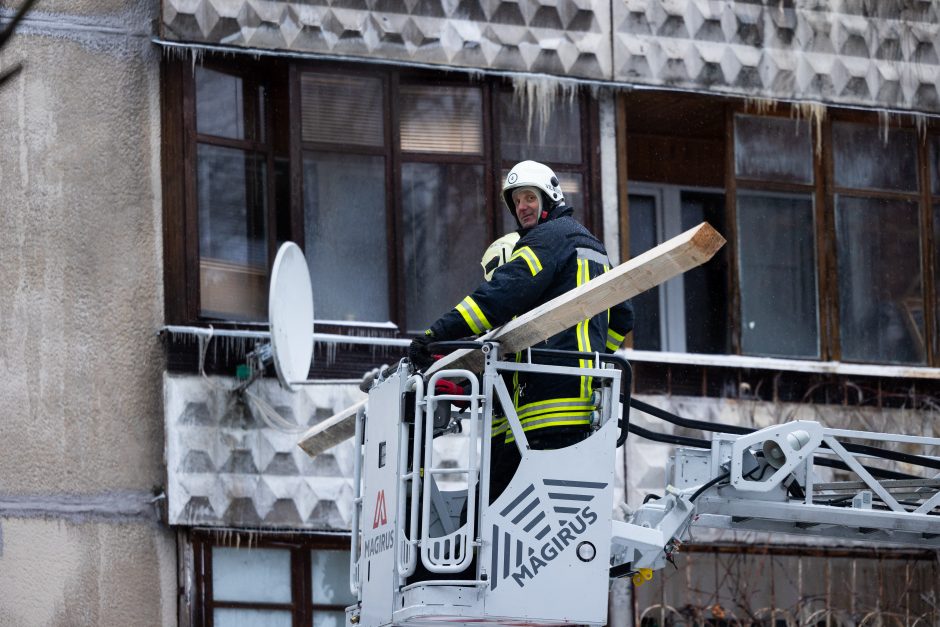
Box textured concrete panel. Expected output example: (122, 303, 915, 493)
(162, 1, 940, 112)
(165, 373, 483, 530)
(161, 0, 612, 79)
(613, 0, 940, 113)
(165, 374, 368, 529)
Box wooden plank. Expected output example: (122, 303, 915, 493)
(298, 222, 725, 457)
(297, 399, 365, 458)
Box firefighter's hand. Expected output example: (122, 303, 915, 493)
(434, 379, 470, 409)
(408, 334, 434, 371)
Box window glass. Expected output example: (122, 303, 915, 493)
(734, 114, 813, 184)
(312, 550, 355, 605)
(402, 163, 487, 333)
(628, 193, 661, 351)
(212, 547, 292, 603)
(301, 73, 384, 147)
(737, 192, 819, 358)
(680, 191, 729, 354)
(400, 85, 483, 154)
(196, 67, 245, 140)
(197, 144, 268, 319)
(498, 91, 582, 164)
(303, 152, 389, 322)
(215, 609, 292, 627)
(833, 122, 918, 192)
(836, 196, 924, 364)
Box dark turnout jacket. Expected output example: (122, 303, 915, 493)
(428, 204, 634, 443)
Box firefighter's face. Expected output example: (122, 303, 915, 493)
(512, 188, 541, 228)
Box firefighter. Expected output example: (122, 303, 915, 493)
(480, 231, 521, 281)
(411, 160, 633, 497)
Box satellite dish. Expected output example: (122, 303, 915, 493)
(269, 242, 314, 391)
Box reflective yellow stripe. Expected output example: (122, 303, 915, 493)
(606, 327, 625, 351)
(505, 415, 593, 442)
(491, 417, 509, 438)
(456, 301, 481, 334)
(510, 246, 543, 276)
(520, 412, 592, 427)
(576, 259, 593, 398)
(455, 296, 492, 335)
(515, 396, 594, 414)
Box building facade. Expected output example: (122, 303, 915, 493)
(1, 1, 939, 625)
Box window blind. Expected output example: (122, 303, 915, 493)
(400, 85, 483, 154)
(300, 73, 384, 147)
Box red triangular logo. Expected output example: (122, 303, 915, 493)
(373, 490, 388, 529)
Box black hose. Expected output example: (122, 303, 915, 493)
(630, 397, 752, 435)
(624, 421, 915, 480)
(625, 422, 711, 449)
(690, 472, 730, 502)
(629, 398, 940, 473)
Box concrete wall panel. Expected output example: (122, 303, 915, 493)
(0, 5, 164, 494)
(0, 518, 176, 626)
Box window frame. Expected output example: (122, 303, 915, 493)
(163, 55, 600, 333)
(731, 106, 937, 365)
(618, 91, 940, 367)
(191, 530, 351, 627)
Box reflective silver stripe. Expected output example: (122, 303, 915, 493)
(458, 297, 490, 334)
(511, 246, 542, 276)
(576, 247, 610, 266)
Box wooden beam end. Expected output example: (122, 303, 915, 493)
(690, 221, 726, 259)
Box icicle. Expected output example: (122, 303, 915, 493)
(877, 109, 891, 145)
(510, 75, 579, 144)
(914, 114, 927, 142)
(791, 101, 826, 158)
(745, 97, 777, 116)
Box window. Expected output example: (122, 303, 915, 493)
(624, 93, 940, 367)
(734, 114, 819, 359)
(193, 532, 354, 627)
(628, 185, 729, 354)
(400, 84, 488, 333)
(165, 58, 598, 335)
(194, 66, 273, 320)
(832, 123, 924, 365)
(301, 72, 389, 324)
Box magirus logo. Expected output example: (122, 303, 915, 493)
(490, 479, 606, 589)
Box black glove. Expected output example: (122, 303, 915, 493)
(408, 332, 435, 371)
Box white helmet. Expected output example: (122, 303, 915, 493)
(480, 232, 521, 281)
(502, 160, 564, 221)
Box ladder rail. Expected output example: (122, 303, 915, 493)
(396, 374, 425, 578)
(420, 369, 482, 573)
(349, 404, 367, 596)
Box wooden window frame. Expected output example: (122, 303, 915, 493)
(617, 90, 940, 367)
(730, 105, 938, 365)
(163, 56, 286, 324)
(162, 55, 600, 336)
(191, 530, 350, 627)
